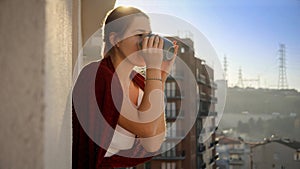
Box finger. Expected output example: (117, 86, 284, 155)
(142, 36, 149, 49)
(158, 36, 164, 49)
(153, 35, 160, 48)
(174, 44, 179, 56)
(148, 35, 155, 48)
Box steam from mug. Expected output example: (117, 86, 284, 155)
(139, 34, 175, 61)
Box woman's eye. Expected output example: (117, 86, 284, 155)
(136, 34, 144, 37)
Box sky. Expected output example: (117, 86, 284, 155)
(115, 0, 300, 90)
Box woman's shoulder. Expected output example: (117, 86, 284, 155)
(80, 58, 114, 78)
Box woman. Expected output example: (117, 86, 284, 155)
(72, 6, 178, 169)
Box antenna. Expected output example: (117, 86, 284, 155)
(278, 44, 288, 89)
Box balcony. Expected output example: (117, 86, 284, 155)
(209, 111, 218, 117)
(197, 101, 209, 117)
(154, 150, 185, 160)
(199, 92, 207, 102)
(214, 140, 219, 146)
(209, 142, 215, 149)
(229, 158, 244, 165)
(207, 140, 219, 150)
(207, 79, 217, 89)
(198, 111, 219, 118)
(208, 155, 220, 166)
(165, 110, 184, 121)
(167, 73, 184, 80)
(209, 157, 216, 165)
(165, 136, 185, 141)
(214, 154, 219, 160)
(208, 95, 218, 104)
(211, 82, 217, 89)
(229, 149, 244, 154)
(209, 126, 216, 132)
(166, 93, 184, 100)
(199, 163, 206, 169)
(197, 144, 206, 155)
(165, 132, 185, 141)
(197, 74, 206, 85)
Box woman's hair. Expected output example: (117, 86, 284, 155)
(102, 6, 149, 56)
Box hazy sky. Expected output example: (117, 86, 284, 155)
(115, 0, 300, 90)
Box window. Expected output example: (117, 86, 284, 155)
(161, 162, 176, 169)
(294, 151, 300, 160)
(180, 47, 185, 53)
(166, 82, 176, 97)
(162, 142, 176, 157)
(166, 122, 177, 138)
(166, 102, 176, 118)
(144, 162, 151, 169)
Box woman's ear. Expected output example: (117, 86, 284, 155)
(109, 32, 120, 47)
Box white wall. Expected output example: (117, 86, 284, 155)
(44, 0, 73, 169)
(0, 0, 115, 168)
(0, 0, 45, 168)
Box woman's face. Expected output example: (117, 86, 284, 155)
(117, 16, 151, 67)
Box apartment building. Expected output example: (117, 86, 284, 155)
(135, 37, 218, 169)
(216, 136, 251, 169)
(252, 138, 300, 169)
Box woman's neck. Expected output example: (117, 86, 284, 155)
(110, 50, 134, 83)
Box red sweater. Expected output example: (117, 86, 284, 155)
(72, 57, 154, 169)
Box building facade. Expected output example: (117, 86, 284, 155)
(252, 139, 300, 169)
(216, 136, 251, 169)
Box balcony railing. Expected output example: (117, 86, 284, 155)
(209, 157, 216, 165)
(229, 158, 244, 165)
(165, 135, 185, 141)
(154, 150, 185, 160)
(209, 126, 216, 132)
(209, 154, 219, 165)
(165, 110, 184, 120)
(167, 73, 184, 80)
(198, 111, 218, 117)
(207, 95, 218, 104)
(229, 149, 244, 154)
(207, 79, 217, 89)
(214, 140, 219, 146)
(199, 92, 207, 102)
(214, 153, 219, 160)
(197, 74, 206, 84)
(197, 144, 206, 154)
(209, 112, 218, 116)
(166, 93, 184, 99)
(211, 82, 217, 89)
(199, 163, 206, 169)
(165, 130, 186, 141)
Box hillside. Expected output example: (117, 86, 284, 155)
(224, 87, 300, 115)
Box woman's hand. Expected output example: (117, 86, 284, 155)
(161, 41, 179, 82)
(141, 35, 164, 69)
